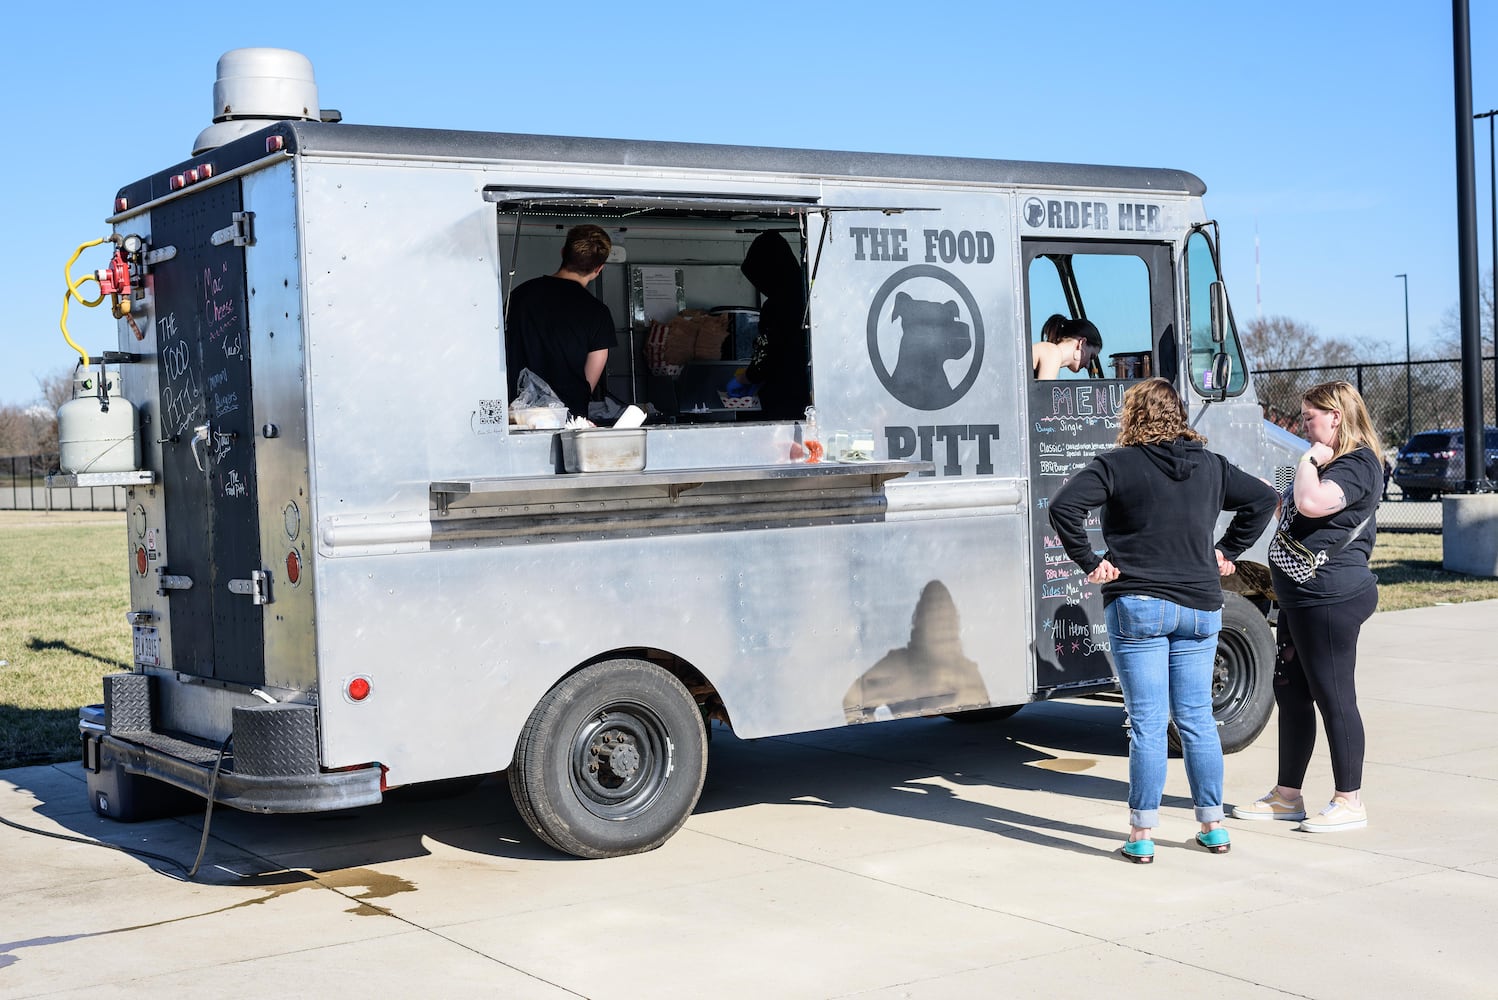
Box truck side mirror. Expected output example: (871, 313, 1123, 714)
(1211, 352, 1232, 402)
(1209, 281, 1228, 344)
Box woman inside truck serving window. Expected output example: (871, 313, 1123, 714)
(1032, 317, 1102, 379)
(1048, 378, 1276, 864)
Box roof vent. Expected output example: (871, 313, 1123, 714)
(192, 48, 323, 155)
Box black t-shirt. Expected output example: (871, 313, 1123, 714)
(504, 275, 616, 418)
(1270, 445, 1381, 607)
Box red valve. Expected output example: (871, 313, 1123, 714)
(95, 249, 133, 298)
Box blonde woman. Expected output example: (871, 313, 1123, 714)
(1049, 379, 1275, 863)
(1236, 381, 1383, 832)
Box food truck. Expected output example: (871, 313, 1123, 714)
(58, 49, 1301, 858)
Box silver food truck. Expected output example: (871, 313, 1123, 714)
(58, 49, 1301, 858)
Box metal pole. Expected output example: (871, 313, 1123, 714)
(1397, 273, 1412, 440)
(1452, 0, 1486, 491)
(1479, 109, 1497, 439)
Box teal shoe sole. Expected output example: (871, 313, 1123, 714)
(1120, 839, 1155, 864)
(1195, 829, 1232, 854)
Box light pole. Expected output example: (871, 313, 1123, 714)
(1477, 108, 1496, 433)
(1397, 273, 1412, 441)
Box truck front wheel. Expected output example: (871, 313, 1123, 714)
(1173, 591, 1275, 754)
(509, 659, 708, 859)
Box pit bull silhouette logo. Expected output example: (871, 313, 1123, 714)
(887, 292, 971, 402)
(867, 264, 985, 410)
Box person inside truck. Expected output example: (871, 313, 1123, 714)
(504, 224, 617, 419)
(724, 231, 810, 420)
(1032, 316, 1103, 379)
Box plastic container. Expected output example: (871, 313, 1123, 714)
(561, 428, 647, 473)
(511, 405, 568, 429)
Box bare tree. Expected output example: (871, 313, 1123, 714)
(1433, 272, 1495, 357)
(1241, 316, 1365, 425)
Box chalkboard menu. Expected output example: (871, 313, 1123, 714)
(1029, 380, 1129, 692)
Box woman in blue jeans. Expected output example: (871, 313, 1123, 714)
(1049, 379, 1276, 863)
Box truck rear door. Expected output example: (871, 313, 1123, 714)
(148, 180, 265, 686)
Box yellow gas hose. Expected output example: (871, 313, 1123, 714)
(60, 238, 108, 368)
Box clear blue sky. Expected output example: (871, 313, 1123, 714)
(3, 2, 1493, 405)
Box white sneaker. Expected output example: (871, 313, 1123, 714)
(1298, 798, 1367, 833)
(1232, 788, 1306, 822)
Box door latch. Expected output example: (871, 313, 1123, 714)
(156, 569, 194, 596)
(210, 211, 255, 247)
(228, 569, 272, 606)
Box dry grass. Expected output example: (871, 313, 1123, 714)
(0, 514, 1492, 768)
(1371, 530, 1498, 610)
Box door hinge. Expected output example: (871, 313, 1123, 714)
(228, 568, 273, 606)
(210, 211, 255, 248)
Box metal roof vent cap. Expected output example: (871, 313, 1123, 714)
(192, 48, 321, 155)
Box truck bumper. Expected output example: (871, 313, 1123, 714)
(81, 698, 383, 818)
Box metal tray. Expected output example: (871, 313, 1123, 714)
(560, 428, 647, 473)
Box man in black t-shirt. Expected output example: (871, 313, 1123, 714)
(505, 225, 616, 418)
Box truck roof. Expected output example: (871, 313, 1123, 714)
(115, 121, 1207, 212)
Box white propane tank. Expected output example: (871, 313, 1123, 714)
(58, 368, 140, 474)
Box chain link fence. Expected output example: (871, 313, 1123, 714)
(1251, 356, 1497, 532)
(0, 453, 128, 512)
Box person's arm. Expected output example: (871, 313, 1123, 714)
(583, 348, 608, 391)
(1216, 461, 1278, 559)
(1047, 460, 1111, 574)
(1292, 442, 1346, 517)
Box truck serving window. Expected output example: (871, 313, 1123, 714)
(1023, 242, 1173, 381)
(486, 189, 929, 425)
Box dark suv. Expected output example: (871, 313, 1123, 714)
(1392, 427, 1498, 499)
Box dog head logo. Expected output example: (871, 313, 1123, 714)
(867, 265, 984, 410)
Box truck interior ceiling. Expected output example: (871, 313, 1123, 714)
(489, 190, 819, 425)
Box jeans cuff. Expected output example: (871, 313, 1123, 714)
(1195, 805, 1225, 823)
(1129, 808, 1160, 829)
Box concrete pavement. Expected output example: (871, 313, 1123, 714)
(2, 600, 1496, 999)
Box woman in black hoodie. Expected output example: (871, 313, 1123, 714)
(1049, 378, 1276, 863)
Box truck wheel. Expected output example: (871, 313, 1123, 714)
(1169, 592, 1275, 754)
(509, 659, 707, 859)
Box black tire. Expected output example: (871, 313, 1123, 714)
(1168, 592, 1275, 754)
(943, 705, 1025, 724)
(1405, 489, 1433, 501)
(509, 659, 707, 859)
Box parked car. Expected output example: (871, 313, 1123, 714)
(1392, 427, 1498, 499)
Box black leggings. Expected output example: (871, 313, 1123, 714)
(1274, 585, 1379, 793)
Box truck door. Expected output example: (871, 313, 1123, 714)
(1023, 239, 1175, 694)
(148, 181, 265, 686)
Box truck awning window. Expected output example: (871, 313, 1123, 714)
(482, 188, 933, 218)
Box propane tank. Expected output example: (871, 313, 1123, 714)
(58, 367, 140, 474)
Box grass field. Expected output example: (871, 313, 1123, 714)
(1, 512, 130, 769)
(1, 512, 1494, 769)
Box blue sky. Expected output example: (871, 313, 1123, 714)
(3, 2, 1493, 405)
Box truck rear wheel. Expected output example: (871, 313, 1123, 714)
(1168, 591, 1275, 754)
(509, 658, 707, 859)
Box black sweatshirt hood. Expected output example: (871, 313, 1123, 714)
(1138, 438, 1207, 481)
(740, 231, 803, 300)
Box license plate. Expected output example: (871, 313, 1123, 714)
(132, 625, 160, 667)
